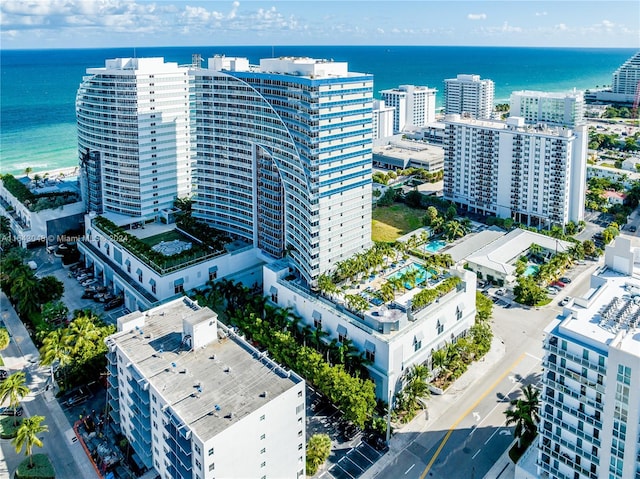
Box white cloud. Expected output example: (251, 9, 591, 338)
(555, 23, 569, 31)
(535, 11, 548, 17)
(467, 13, 487, 21)
(377, 28, 384, 34)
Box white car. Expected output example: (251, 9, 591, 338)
(560, 296, 571, 306)
(81, 278, 97, 287)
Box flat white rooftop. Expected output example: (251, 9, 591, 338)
(561, 267, 640, 355)
(111, 299, 302, 440)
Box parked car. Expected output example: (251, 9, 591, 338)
(76, 273, 91, 282)
(560, 296, 571, 306)
(551, 281, 565, 288)
(547, 287, 559, 295)
(364, 432, 389, 452)
(81, 291, 97, 300)
(104, 297, 124, 311)
(81, 278, 98, 287)
(495, 288, 506, 296)
(560, 277, 572, 284)
(629, 225, 637, 233)
(339, 421, 359, 441)
(65, 387, 89, 407)
(0, 406, 23, 416)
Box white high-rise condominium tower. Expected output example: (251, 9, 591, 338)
(612, 51, 640, 95)
(106, 298, 306, 479)
(535, 238, 640, 479)
(444, 74, 495, 119)
(77, 58, 192, 217)
(443, 115, 586, 227)
(372, 99, 395, 139)
(510, 90, 586, 128)
(192, 56, 373, 286)
(380, 85, 437, 133)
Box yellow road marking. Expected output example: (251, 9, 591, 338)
(419, 353, 526, 479)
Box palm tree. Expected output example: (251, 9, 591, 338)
(0, 372, 30, 425)
(504, 384, 540, 447)
(12, 415, 48, 468)
(0, 327, 9, 351)
(39, 329, 73, 387)
(24, 167, 33, 179)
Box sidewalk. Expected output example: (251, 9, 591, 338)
(0, 291, 100, 479)
(360, 334, 508, 479)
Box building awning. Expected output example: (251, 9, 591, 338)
(125, 259, 131, 266)
(364, 340, 375, 352)
(270, 286, 278, 295)
(209, 265, 218, 273)
(136, 268, 142, 275)
(174, 278, 184, 286)
(337, 324, 347, 336)
(149, 278, 156, 286)
(414, 331, 425, 343)
(312, 310, 322, 320)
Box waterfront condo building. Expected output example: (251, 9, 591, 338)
(77, 58, 192, 218)
(443, 115, 587, 227)
(380, 85, 437, 133)
(611, 51, 640, 96)
(444, 74, 495, 119)
(534, 238, 640, 479)
(191, 56, 373, 287)
(106, 298, 306, 479)
(510, 90, 586, 128)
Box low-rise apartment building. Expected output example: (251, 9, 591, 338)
(263, 259, 477, 400)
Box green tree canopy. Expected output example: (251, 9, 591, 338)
(306, 434, 332, 476)
(12, 415, 48, 468)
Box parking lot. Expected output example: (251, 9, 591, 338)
(306, 388, 385, 479)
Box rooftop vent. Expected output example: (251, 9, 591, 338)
(226, 412, 234, 420)
(224, 366, 231, 373)
(260, 391, 268, 398)
(209, 354, 216, 360)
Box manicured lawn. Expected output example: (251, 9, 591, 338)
(0, 415, 22, 439)
(138, 229, 190, 247)
(372, 204, 424, 242)
(15, 454, 55, 479)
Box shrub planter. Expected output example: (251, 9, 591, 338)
(14, 454, 55, 479)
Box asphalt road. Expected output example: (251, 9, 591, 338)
(372, 258, 601, 479)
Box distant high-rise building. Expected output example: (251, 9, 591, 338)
(535, 237, 640, 479)
(372, 99, 395, 139)
(510, 90, 586, 128)
(380, 85, 436, 133)
(443, 115, 586, 227)
(106, 298, 306, 479)
(191, 56, 373, 286)
(77, 58, 192, 217)
(611, 51, 640, 96)
(444, 74, 494, 119)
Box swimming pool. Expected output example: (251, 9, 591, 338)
(424, 240, 446, 253)
(388, 263, 432, 286)
(524, 265, 539, 277)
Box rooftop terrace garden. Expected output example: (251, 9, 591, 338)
(316, 241, 458, 317)
(0, 174, 80, 212)
(91, 215, 231, 275)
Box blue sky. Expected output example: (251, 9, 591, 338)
(1, 0, 638, 49)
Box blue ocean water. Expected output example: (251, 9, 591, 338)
(1, 46, 636, 175)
